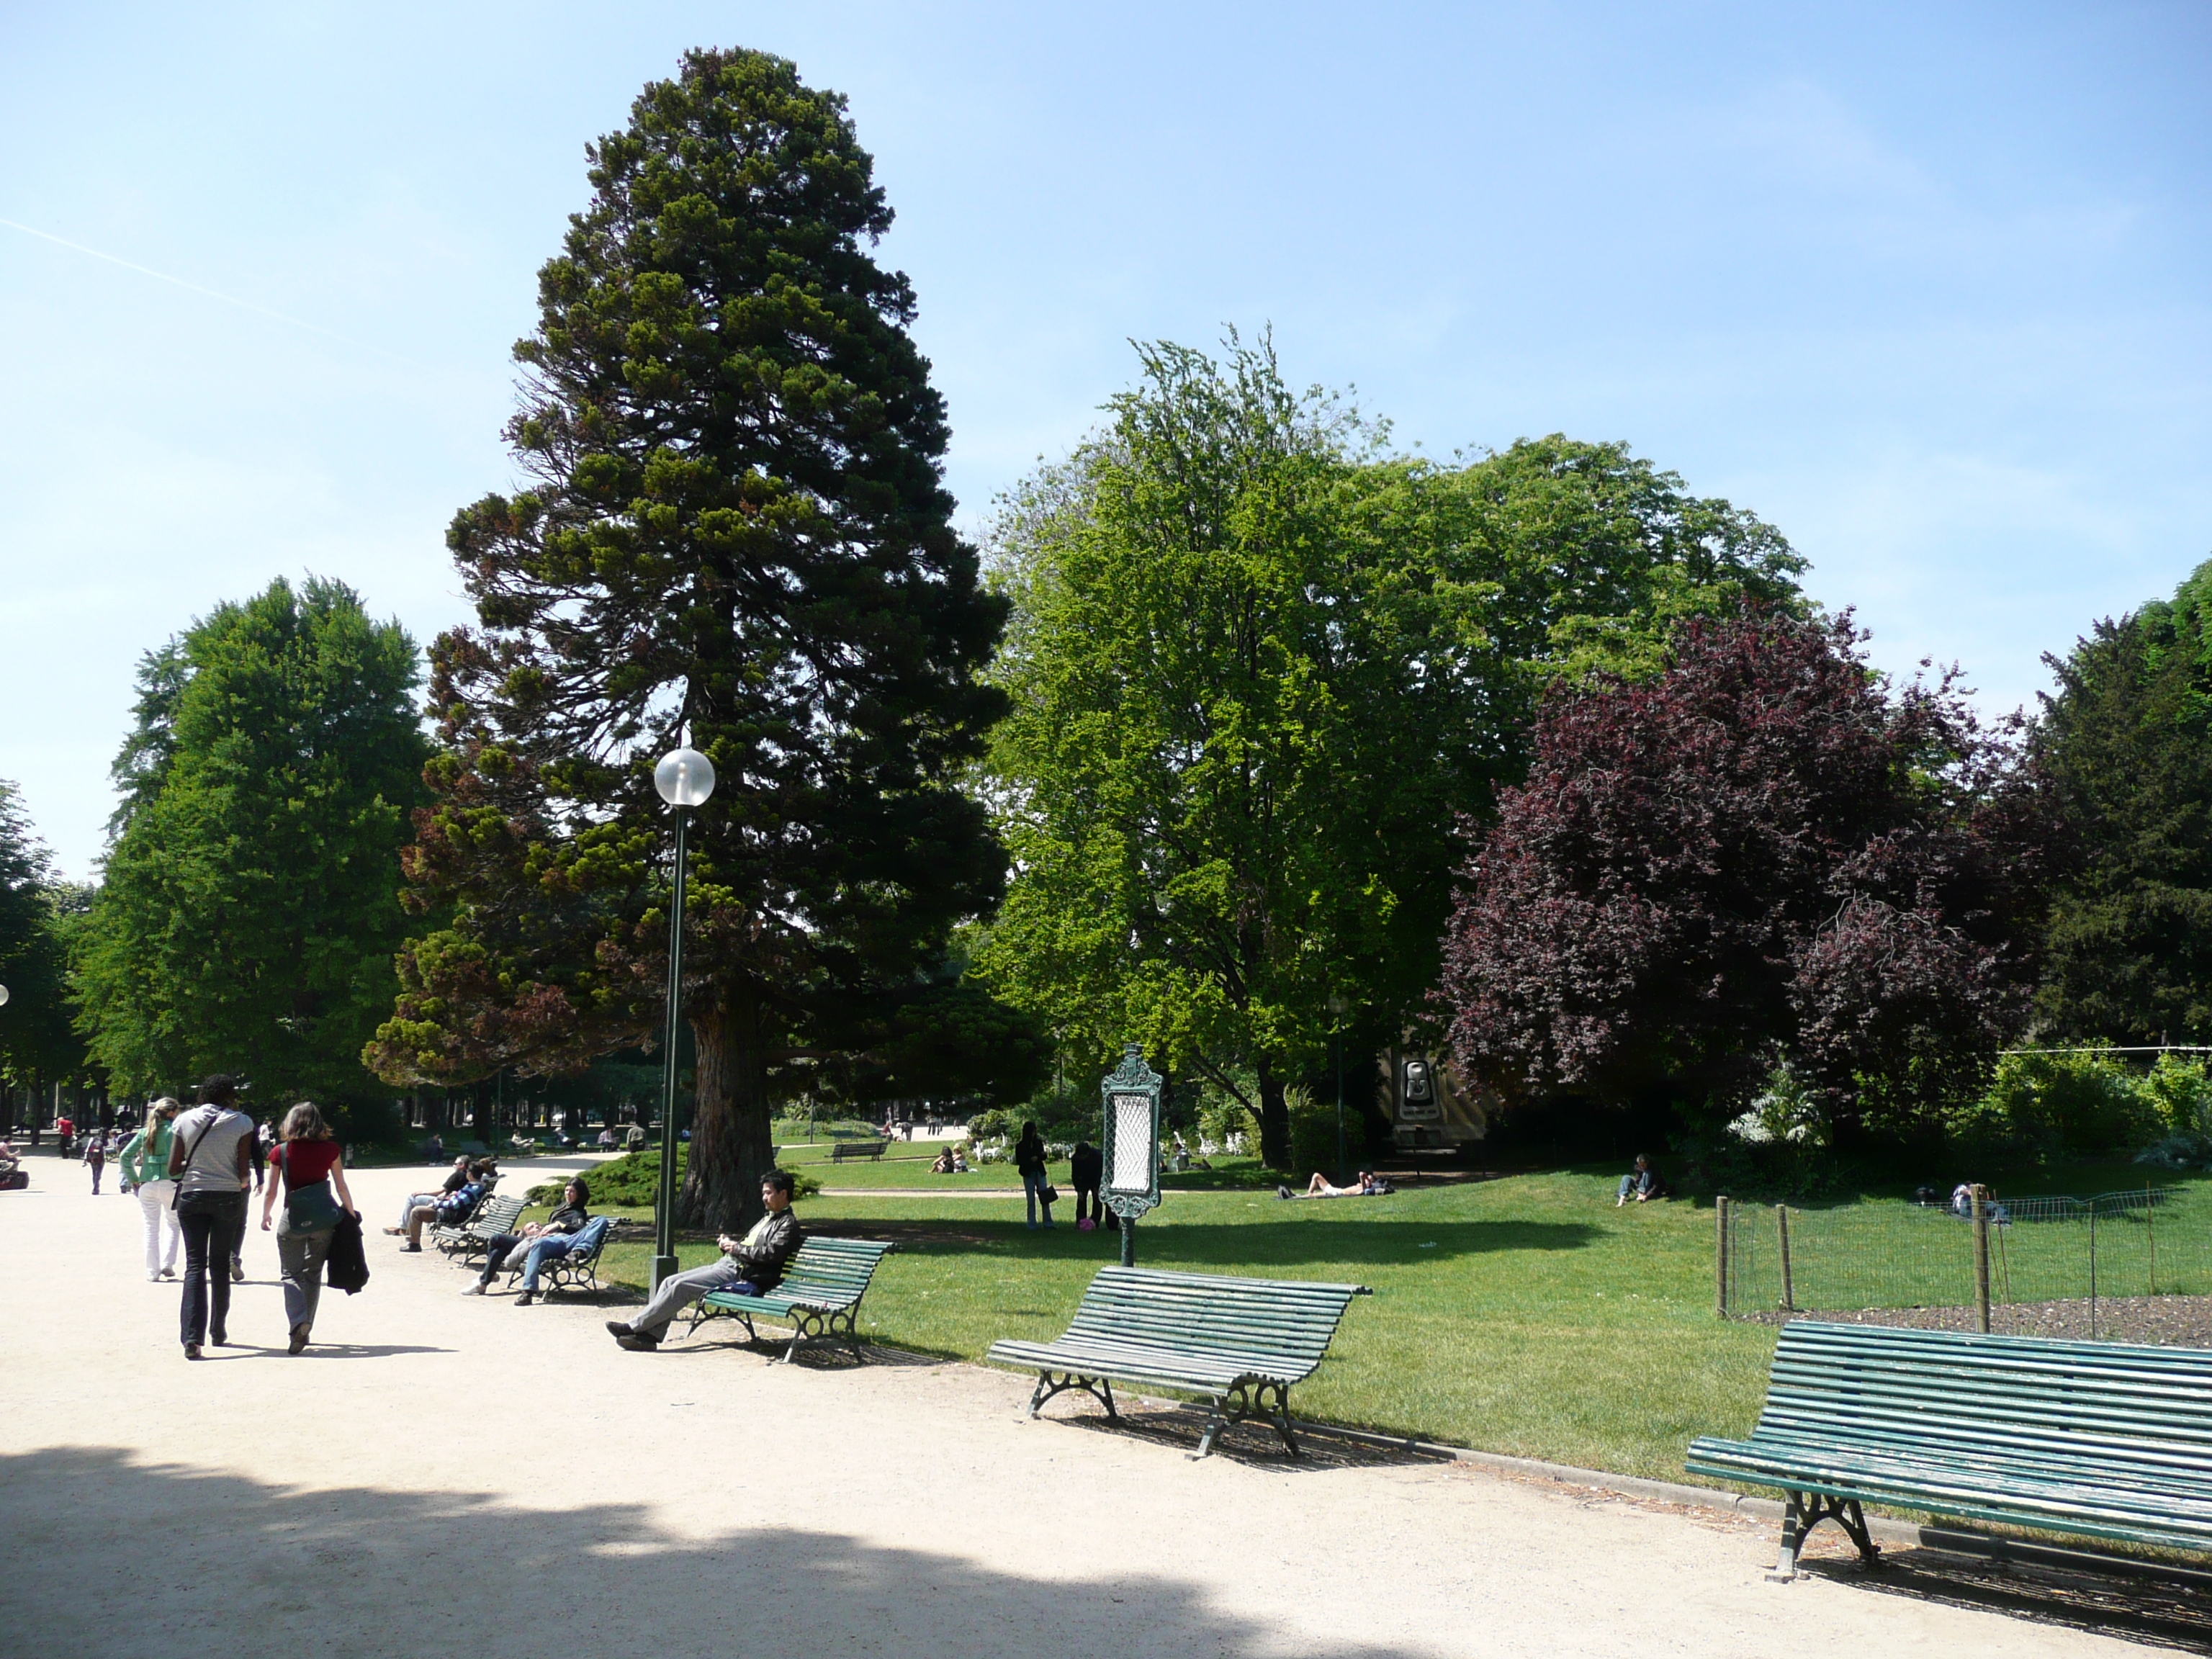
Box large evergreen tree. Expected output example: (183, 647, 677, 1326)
(73, 577, 428, 1115)
(0, 785, 87, 1115)
(978, 336, 1803, 1166)
(2035, 559, 2212, 1042)
(373, 50, 1013, 1231)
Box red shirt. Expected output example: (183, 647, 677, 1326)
(271, 1140, 341, 1190)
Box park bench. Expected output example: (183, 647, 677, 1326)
(680, 1236, 896, 1362)
(433, 1193, 525, 1264)
(1686, 1320, 2212, 1580)
(501, 1214, 613, 1298)
(986, 1266, 1372, 1458)
(827, 1140, 886, 1164)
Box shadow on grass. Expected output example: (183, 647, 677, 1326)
(803, 1216, 1602, 1270)
(0, 1447, 1437, 1658)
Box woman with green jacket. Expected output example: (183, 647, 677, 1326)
(122, 1099, 185, 1280)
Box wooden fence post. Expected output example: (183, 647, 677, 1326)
(1715, 1195, 1731, 1318)
(1971, 1184, 1992, 1335)
(1776, 1204, 1795, 1313)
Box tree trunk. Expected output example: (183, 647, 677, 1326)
(682, 991, 775, 1236)
(1256, 1055, 1291, 1172)
(470, 1079, 494, 1148)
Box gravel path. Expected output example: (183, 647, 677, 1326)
(1751, 1296, 2212, 1346)
(0, 1159, 2183, 1657)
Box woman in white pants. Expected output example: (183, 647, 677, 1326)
(122, 1099, 185, 1280)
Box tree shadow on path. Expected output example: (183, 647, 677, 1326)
(0, 1446, 1436, 1659)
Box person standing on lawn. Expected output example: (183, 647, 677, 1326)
(606, 1172, 802, 1351)
(259, 1102, 356, 1354)
(121, 1099, 185, 1280)
(168, 1076, 256, 1359)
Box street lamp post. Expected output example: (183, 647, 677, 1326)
(1326, 993, 1349, 1184)
(650, 744, 716, 1292)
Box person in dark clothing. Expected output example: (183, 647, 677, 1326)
(1015, 1123, 1054, 1230)
(465, 1177, 590, 1305)
(1615, 1155, 1667, 1205)
(83, 1133, 107, 1194)
(168, 1076, 256, 1359)
(607, 1172, 803, 1350)
(1070, 1141, 1105, 1231)
(229, 1115, 266, 1281)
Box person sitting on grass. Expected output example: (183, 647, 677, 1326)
(1280, 1169, 1389, 1200)
(464, 1175, 590, 1305)
(606, 1170, 804, 1352)
(1615, 1154, 1668, 1206)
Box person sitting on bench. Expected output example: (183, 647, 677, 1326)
(464, 1175, 590, 1305)
(397, 1163, 493, 1251)
(1616, 1155, 1667, 1206)
(387, 1156, 474, 1235)
(606, 1170, 804, 1352)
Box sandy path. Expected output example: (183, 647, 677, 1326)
(0, 1156, 2167, 1656)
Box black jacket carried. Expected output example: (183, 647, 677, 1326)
(325, 1210, 371, 1295)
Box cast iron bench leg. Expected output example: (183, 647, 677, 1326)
(1768, 1491, 1881, 1582)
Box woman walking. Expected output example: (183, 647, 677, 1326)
(121, 1100, 185, 1280)
(169, 1076, 256, 1359)
(83, 1130, 107, 1195)
(1015, 1122, 1056, 1230)
(260, 1102, 354, 1354)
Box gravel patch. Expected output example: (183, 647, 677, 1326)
(1744, 1295, 2212, 1347)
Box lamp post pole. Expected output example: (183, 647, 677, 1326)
(649, 745, 716, 1294)
(1328, 993, 1349, 1184)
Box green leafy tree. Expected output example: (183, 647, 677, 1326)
(373, 50, 1017, 1231)
(2035, 559, 2212, 1043)
(0, 787, 90, 1115)
(73, 577, 428, 1119)
(977, 335, 1802, 1166)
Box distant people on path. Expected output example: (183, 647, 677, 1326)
(425, 1132, 445, 1164)
(1616, 1156, 1668, 1207)
(606, 1172, 802, 1351)
(387, 1156, 474, 1236)
(82, 1130, 107, 1194)
(122, 1099, 185, 1280)
(1282, 1170, 1391, 1199)
(260, 1102, 355, 1355)
(168, 1076, 256, 1360)
(597, 1128, 620, 1152)
(1015, 1123, 1055, 1230)
(1070, 1141, 1104, 1231)
(464, 1176, 591, 1305)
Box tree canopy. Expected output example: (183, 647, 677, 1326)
(2033, 558, 2212, 1044)
(372, 49, 1027, 1230)
(0, 784, 86, 1097)
(976, 333, 1804, 1165)
(1440, 606, 2052, 1145)
(73, 576, 428, 1116)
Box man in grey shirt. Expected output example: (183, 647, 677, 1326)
(168, 1075, 257, 1359)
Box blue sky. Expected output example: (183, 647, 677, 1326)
(3, 1, 2206, 878)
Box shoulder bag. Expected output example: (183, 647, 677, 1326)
(279, 1145, 344, 1231)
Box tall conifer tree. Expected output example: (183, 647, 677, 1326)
(377, 50, 1010, 1230)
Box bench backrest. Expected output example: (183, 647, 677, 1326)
(1758, 1321, 2212, 1482)
(1064, 1266, 1368, 1373)
(472, 1195, 526, 1233)
(775, 1236, 894, 1302)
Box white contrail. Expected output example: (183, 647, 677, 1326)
(0, 214, 413, 363)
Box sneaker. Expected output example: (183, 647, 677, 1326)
(604, 1321, 633, 1338)
(210, 1326, 228, 1346)
(148, 1271, 161, 1282)
(514, 1291, 535, 1308)
(615, 1331, 660, 1352)
(462, 1282, 487, 1296)
(230, 1263, 245, 1282)
(184, 1343, 202, 1360)
(382, 1226, 403, 1236)
(400, 1242, 421, 1253)
(289, 1325, 309, 1355)
(161, 1267, 176, 1280)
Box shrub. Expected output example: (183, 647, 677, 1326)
(2142, 1054, 2212, 1136)
(529, 1148, 820, 1208)
(1963, 1046, 2163, 1157)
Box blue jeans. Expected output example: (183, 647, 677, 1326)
(515, 1234, 577, 1291)
(1023, 1172, 1054, 1228)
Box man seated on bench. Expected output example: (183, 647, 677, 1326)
(387, 1155, 474, 1236)
(397, 1162, 493, 1251)
(1615, 1154, 1668, 1206)
(606, 1169, 804, 1352)
(463, 1175, 590, 1305)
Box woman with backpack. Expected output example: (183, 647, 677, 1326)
(1015, 1123, 1056, 1230)
(259, 1102, 356, 1354)
(168, 1076, 257, 1359)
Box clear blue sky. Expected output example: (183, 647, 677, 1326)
(4, 2, 2206, 879)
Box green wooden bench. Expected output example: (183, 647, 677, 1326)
(680, 1236, 896, 1363)
(433, 1193, 525, 1264)
(986, 1266, 1371, 1457)
(1687, 1320, 2212, 1580)
(827, 1140, 887, 1164)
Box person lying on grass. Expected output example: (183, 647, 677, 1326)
(606, 1170, 804, 1352)
(1278, 1170, 1390, 1200)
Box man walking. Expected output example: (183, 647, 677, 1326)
(606, 1171, 802, 1352)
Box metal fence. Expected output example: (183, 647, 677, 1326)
(1718, 1185, 2212, 1343)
